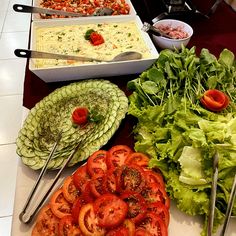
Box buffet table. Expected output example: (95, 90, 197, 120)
(22, 0, 236, 110)
(12, 1, 236, 235)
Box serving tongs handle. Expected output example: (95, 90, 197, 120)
(207, 151, 219, 236)
(19, 132, 62, 223)
(13, 4, 84, 17)
(19, 130, 83, 224)
(14, 49, 105, 62)
(220, 173, 236, 236)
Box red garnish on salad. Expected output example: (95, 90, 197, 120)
(84, 29, 104, 46)
(200, 89, 230, 112)
(72, 107, 89, 125)
(89, 32, 105, 46)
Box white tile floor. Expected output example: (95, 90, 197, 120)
(0, 0, 31, 235)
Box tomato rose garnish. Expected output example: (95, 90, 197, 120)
(72, 107, 88, 125)
(90, 32, 105, 46)
(200, 89, 229, 112)
(84, 29, 104, 46)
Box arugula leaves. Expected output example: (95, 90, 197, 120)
(127, 46, 236, 113)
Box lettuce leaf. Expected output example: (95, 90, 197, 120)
(178, 146, 207, 185)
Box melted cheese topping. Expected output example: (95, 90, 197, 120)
(34, 21, 152, 68)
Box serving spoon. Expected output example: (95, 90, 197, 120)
(14, 49, 142, 62)
(142, 22, 173, 39)
(13, 4, 114, 17)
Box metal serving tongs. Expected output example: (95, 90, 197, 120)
(13, 4, 114, 17)
(19, 132, 82, 223)
(207, 151, 236, 236)
(220, 173, 236, 236)
(207, 151, 219, 236)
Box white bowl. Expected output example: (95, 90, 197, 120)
(152, 19, 193, 50)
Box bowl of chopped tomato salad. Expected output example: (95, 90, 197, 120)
(33, 0, 136, 20)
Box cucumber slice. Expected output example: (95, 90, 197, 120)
(18, 144, 35, 158)
(21, 156, 37, 166)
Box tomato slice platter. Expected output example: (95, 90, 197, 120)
(30, 145, 169, 236)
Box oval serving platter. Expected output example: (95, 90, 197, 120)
(16, 79, 128, 170)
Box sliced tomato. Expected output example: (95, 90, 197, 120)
(117, 164, 145, 193)
(125, 152, 149, 167)
(72, 164, 90, 194)
(147, 202, 170, 226)
(89, 174, 106, 198)
(134, 228, 152, 236)
(120, 191, 147, 224)
(123, 219, 135, 236)
(50, 189, 72, 218)
(78, 203, 105, 236)
(93, 193, 128, 228)
(87, 150, 108, 176)
(106, 226, 129, 236)
(58, 215, 83, 236)
(106, 145, 133, 168)
(143, 170, 166, 190)
(141, 182, 170, 209)
(81, 182, 95, 203)
(71, 196, 87, 222)
(102, 167, 120, 194)
(139, 212, 168, 236)
(32, 204, 59, 236)
(62, 176, 79, 203)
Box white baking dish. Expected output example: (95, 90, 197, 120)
(32, 0, 136, 21)
(29, 15, 159, 83)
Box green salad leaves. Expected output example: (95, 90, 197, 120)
(127, 46, 236, 235)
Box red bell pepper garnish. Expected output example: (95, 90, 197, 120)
(200, 89, 230, 112)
